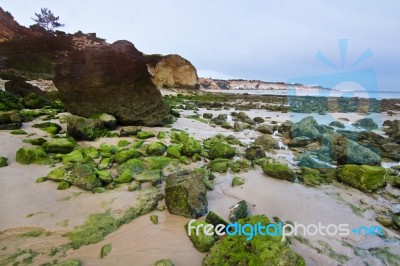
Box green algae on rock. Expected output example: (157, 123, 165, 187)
(232, 176, 245, 187)
(186, 220, 217, 252)
(146, 142, 167, 156)
(181, 137, 202, 157)
(165, 170, 208, 218)
(262, 163, 296, 182)
(202, 215, 306, 266)
(208, 142, 236, 159)
(43, 138, 75, 154)
(338, 164, 387, 192)
(152, 259, 175, 266)
(16, 147, 52, 165)
(228, 200, 248, 222)
(137, 131, 155, 139)
(245, 145, 266, 160)
(0, 156, 8, 167)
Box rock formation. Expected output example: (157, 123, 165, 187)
(0, 7, 42, 42)
(54, 40, 170, 126)
(147, 54, 198, 89)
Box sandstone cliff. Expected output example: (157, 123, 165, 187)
(199, 78, 329, 91)
(146, 54, 198, 89)
(0, 7, 42, 42)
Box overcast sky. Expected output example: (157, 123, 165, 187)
(1, 0, 399, 91)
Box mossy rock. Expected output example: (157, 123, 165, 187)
(144, 156, 179, 170)
(137, 131, 155, 139)
(166, 145, 182, 159)
(63, 150, 85, 164)
(300, 167, 323, 187)
(42, 138, 75, 154)
(203, 215, 305, 266)
(16, 147, 52, 165)
(47, 167, 65, 182)
(23, 137, 47, 146)
(150, 215, 159, 224)
(10, 129, 27, 135)
(36, 176, 47, 183)
(67, 115, 109, 141)
(114, 149, 142, 164)
(245, 145, 266, 160)
(0, 156, 8, 167)
(262, 163, 295, 182)
(99, 143, 119, 157)
(232, 176, 245, 187)
(100, 243, 112, 258)
(98, 157, 113, 170)
(186, 220, 217, 252)
(393, 215, 400, 230)
(192, 153, 202, 162)
(181, 137, 202, 157)
(57, 181, 71, 190)
(96, 170, 113, 184)
(165, 170, 208, 218)
(135, 169, 162, 184)
(180, 155, 190, 165)
(254, 134, 279, 150)
(117, 139, 130, 147)
(157, 131, 167, 139)
(230, 159, 251, 173)
(338, 164, 386, 192)
(54, 259, 82, 266)
(32, 122, 62, 134)
(146, 142, 167, 156)
(209, 158, 230, 173)
(116, 159, 145, 183)
(62, 163, 102, 190)
(128, 182, 140, 191)
(80, 146, 100, 159)
(205, 211, 229, 227)
(119, 126, 141, 137)
(152, 259, 175, 266)
(229, 200, 248, 222)
(208, 142, 235, 159)
(169, 131, 188, 143)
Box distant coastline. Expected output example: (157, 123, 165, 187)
(199, 78, 400, 100)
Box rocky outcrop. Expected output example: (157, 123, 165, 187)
(54, 40, 170, 126)
(147, 54, 198, 89)
(0, 7, 42, 42)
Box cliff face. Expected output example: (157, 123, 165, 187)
(0, 7, 42, 42)
(147, 54, 198, 89)
(199, 78, 328, 91)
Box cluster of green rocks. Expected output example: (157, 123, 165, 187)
(185, 202, 305, 265)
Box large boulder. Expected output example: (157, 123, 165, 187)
(4, 76, 43, 97)
(54, 40, 170, 126)
(165, 170, 208, 218)
(338, 164, 386, 192)
(147, 54, 198, 90)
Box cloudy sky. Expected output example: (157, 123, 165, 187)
(1, 0, 399, 91)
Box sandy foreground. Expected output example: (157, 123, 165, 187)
(0, 102, 400, 265)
